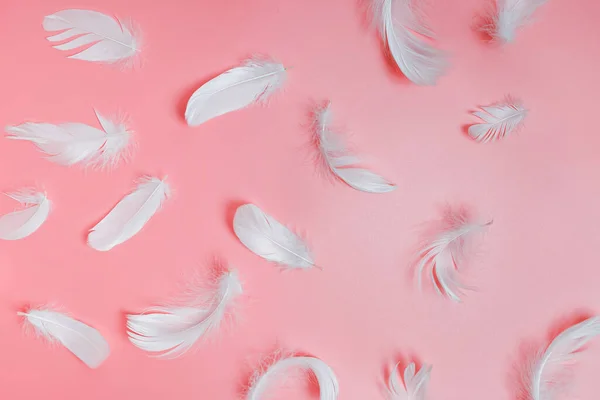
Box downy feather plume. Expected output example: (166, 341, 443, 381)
(528, 317, 600, 400)
(468, 100, 527, 143)
(43, 9, 140, 65)
(417, 210, 491, 302)
(5, 110, 132, 168)
(314, 103, 396, 193)
(126, 269, 242, 358)
(372, 0, 446, 85)
(490, 0, 549, 43)
(389, 362, 432, 400)
(234, 204, 315, 270)
(185, 58, 287, 126)
(247, 355, 339, 400)
(88, 176, 170, 251)
(0, 190, 50, 240)
(18, 307, 110, 369)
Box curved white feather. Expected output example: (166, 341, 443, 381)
(43, 9, 140, 64)
(315, 103, 395, 193)
(373, 0, 445, 85)
(492, 0, 549, 43)
(126, 269, 243, 358)
(247, 356, 339, 400)
(0, 190, 50, 240)
(389, 362, 432, 400)
(234, 204, 314, 269)
(18, 307, 110, 369)
(185, 58, 287, 126)
(6, 110, 132, 168)
(88, 176, 170, 251)
(468, 101, 527, 143)
(529, 317, 600, 400)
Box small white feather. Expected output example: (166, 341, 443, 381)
(315, 103, 396, 193)
(185, 58, 287, 126)
(247, 355, 339, 400)
(372, 0, 446, 85)
(468, 100, 527, 143)
(18, 307, 110, 369)
(0, 189, 50, 240)
(43, 9, 140, 65)
(491, 0, 549, 43)
(6, 110, 132, 168)
(88, 176, 170, 251)
(389, 362, 432, 400)
(127, 269, 242, 358)
(233, 204, 315, 270)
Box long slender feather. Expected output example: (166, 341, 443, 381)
(372, 0, 446, 85)
(126, 269, 242, 358)
(88, 176, 170, 251)
(5, 110, 132, 168)
(247, 355, 339, 400)
(491, 0, 549, 43)
(43, 9, 140, 65)
(0, 189, 50, 240)
(468, 100, 527, 143)
(185, 58, 287, 126)
(233, 204, 315, 270)
(389, 362, 432, 400)
(314, 103, 396, 193)
(18, 307, 110, 369)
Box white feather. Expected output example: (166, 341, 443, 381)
(126, 269, 242, 358)
(88, 176, 170, 251)
(18, 307, 110, 369)
(468, 100, 527, 143)
(491, 0, 549, 43)
(417, 212, 491, 302)
(185, 58, 287, 126)
(247, 355, 339, 400)
(372, 0, 446, 85)
(389, 362, 432, 400)
(0, 190, 50, 240)
(6, 110, 132, 168)
(43, 9, 140, 65)
(315, 103, 396, 193)
(233, 204, 315, 269)
(528, 317, 600, 400)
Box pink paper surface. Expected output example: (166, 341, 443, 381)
(1, 0, 600, 398)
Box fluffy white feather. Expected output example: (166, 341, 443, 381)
(18, 307, 110, 369)
(247, 355, 339, 400)
(389, 362, 432, 400)
(127, 269, 242, 358)
(0, 190, 50, 240)
(372, 0, 445, 85)
(315, 103, 395, 193)
(491, 0, 549, 43)
(185, 58, 287, 126)
(468, 100, 527, 143)
(43, 9, 140, 65)
(88, 176, 170, 251)
(234, 204, 315, 269)
(529, 317, 600, 400)
(6, 110, 132, 168)
(417, 211, 491, 302)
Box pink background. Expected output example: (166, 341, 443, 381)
(2, 0, 600, 398)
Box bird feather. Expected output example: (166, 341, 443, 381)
(490, 0, 549, 43)
(468, 100, 527, 143)
(0, 189, 50, 240)
(389, 362, 432, 400)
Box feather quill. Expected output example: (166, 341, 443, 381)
(372, 0, 446, 85)
(127, 269, 242, 358)
(314, 103, 395, 193)
(43, 9, 140, 65)
(490, 0, 549, 43)
(389, 362, 432, 400)
(528, 317, 600, 400)
(185, 58, 287, 126)
(468, 100, 527, 143)
(88, 176, 170, 251)
(18, 307, 110, 369)
(0, 190, 50, 240)
(234, 204, 315, 269)
(247, 355, 339, 400)
(417, 211, 491, 302)
(6, 110, 132, 168)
